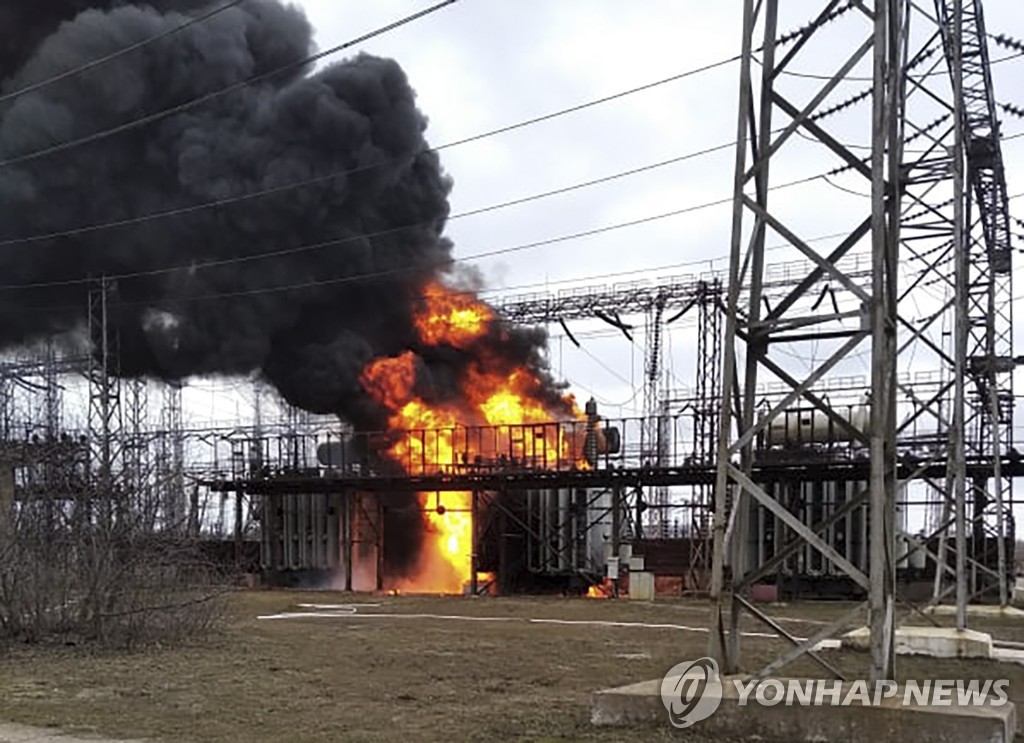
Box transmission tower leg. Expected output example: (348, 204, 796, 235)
(710, 0, 903, 682)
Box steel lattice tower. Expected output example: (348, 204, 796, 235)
(709, 0, 1014, 683)
(87, 277, 124, 519)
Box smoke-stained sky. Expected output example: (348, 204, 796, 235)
(0, 0, 558, 427)
(294, 0, 1024, 408)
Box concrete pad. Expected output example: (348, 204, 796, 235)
(592, 675, 1016, 742)
(925, 604, 1024, 620)
(993, 647, 1024, 666)
(842, 625, 992, 658)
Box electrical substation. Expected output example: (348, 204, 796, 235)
(1, 0, 1023, 740)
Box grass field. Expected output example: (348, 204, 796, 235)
(0, 591, 1021, 742)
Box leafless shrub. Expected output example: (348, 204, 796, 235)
(0, 477, 230, 650)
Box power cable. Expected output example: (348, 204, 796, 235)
(0, 146, 790, 292)
(3, 172, 826, 307)
(768, 50, 1023, 82)
(15, 161, 999, 301)
(575, 344, 635, 389)
(0, 0, 246, 106)
(11, 113, 1020, 292)
(0, 0, 461, 171)
(0, 136, 737, 247)
(0, 148, 745, 290)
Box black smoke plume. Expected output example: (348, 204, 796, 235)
(2, 1, 564, 581)
(0, 0, 561, 429)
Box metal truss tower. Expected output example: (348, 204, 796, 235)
(709, 0, 1014, 683)
(688, 280, 723, 584)
(42, 339, 62, 443)
(930, 0, 1015, 617)
(87, 277, 124, 516)
(642, 299, 667, 536)
(157, 382, 186, 530)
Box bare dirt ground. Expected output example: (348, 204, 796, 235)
(0, 591, 1021, 742)
(0, 723, 144, 742)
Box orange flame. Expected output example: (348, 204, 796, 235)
(359, 281, 582, 594)
(414, 282, 493, 349)
(361, 352, 417, 412)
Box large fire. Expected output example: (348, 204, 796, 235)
(414, 281, 493, 349)
(359, 282, 582, 594)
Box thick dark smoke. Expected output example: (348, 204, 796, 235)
(0, 1, 212, 78)
(2, 1, 563, 582)
(0, 0, 561, 430)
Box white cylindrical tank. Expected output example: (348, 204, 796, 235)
(764, 405, 870, 447)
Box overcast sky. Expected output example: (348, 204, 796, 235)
(175, 0, 1024, 453)
(278, 1, 1024, 415)
(239, 1, 1024, 533)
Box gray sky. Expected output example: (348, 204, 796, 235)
(289, 1, 1024, 414)
(177, 1, 1024, 473)
(275, 1, 1024, 533)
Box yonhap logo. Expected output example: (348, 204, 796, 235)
(657, 659, 1010, 729)
(659, 657, 723, 728)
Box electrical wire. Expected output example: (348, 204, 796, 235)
(0, 136, 738, 247)
(0, 10, 744, 178)
(2, 172, 827, 310)
(0, 0, 246, 106)
(767, 50, 1023, 82)
(0, 170, 822, 293)
(0, 0, 462, 171)
(10, 124, 1018, 296)
(575, 343, 635, 389)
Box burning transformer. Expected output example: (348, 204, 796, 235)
(259, 281, 625, 594)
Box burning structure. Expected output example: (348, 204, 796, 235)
(0, 0, 625, 595)
(258, 283, 626, 594)
(0, 1, 1016, 607)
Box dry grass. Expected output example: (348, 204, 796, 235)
(0, 591, 1020, 742)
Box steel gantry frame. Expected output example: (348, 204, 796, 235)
(494, 275, 719, 537)
(708, 0, 1014, 683)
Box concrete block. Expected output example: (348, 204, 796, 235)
(925, 604, 1024, 620)
(629, 571, 654, 600)
(592, 675, 1016, 742)
(842, 626, 992, 659)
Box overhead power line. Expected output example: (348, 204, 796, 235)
(3, 172, 825, 307)
(112, 182, 1014, 309)
(0, 58, 742, 247)
(0, 133, 737, 248)
(6, 147, 1023, 295)
(0, 0, 246, 106)
(0, 145, 741, 288)
(0, 0, 461, 171)
(768, 50, 1023, 82)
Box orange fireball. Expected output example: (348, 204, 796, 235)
(415, 282, 493, 349)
